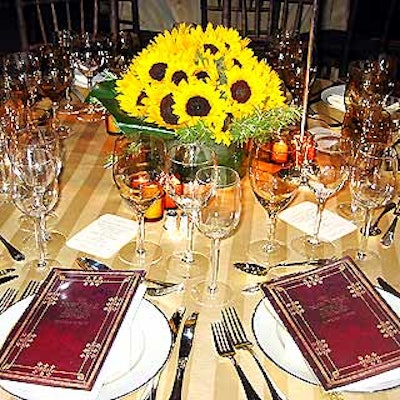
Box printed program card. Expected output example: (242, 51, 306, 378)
(278, 201, 357, 242)
(66, 214, 137, 259)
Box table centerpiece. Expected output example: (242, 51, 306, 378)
(90, 23, 301, 173)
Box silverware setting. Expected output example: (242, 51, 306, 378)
(0, 275, 18, 286)
(211, 321, 262, 400)
(168, 311, 199, 400)
(380, 201, 400, 248)
(377, 277, 400, 299)
(0, 288, 18, 314)
(19, 280, 42, 301)
(234, 258, 333, 276)
(221, 307, 283, 400)
(366, 202, 396, 236)
(0, 234, 25, 262)
(0, 268, 16, 276)
(141, 307, 186, 400)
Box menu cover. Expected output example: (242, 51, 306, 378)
(262, 256, 400, 390)
(0, 268, 145, 391)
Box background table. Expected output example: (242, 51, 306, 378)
(0, 94, 399, 400)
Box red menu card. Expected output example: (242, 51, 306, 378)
(262, 256, 400, 390)
(0, 268, 145, 391)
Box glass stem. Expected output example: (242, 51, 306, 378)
(264, 213, 277, 251)
(357, 208, 372, 260)
(310, 199, 325, 245)
(36, 214, 47, 269)
(208, 237, 221, 295)
(182, 213, 195, 264)
(135, 214, 146, 257)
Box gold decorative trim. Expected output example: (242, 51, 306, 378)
(83, 276, 104, 287)
(312, 339, 331, 356)
(16, 333, 37, 349)
(378, 320, 399, 338)
(347, 282, 365, 298)
(104, 296, 123, 312)
(32, 362, 56, 377)
(302, 274, 323, 288)
(358, 353, 382, 368)
(43, 292, 60, 306)
(80, 341, 101, 360)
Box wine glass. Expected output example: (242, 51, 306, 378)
(191, 166, 241, 307)
(38, 46, 73, 137)
(291, 136, 351, 259)
(345, 142, 398, 269)
(248, 138, 301, 266)
(71, 33, 108, 123)
(113, 134, 166, 268)
(164, 143, 216, 279)
(11, 147, 58, 271)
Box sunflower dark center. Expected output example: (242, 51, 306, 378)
(186, 96, 211, 117)
(160, 94, 178, 125)
(231, 80, 251, 103)
(203, 44, 218, 55)
(149, 62, 167, 81)
(172, 70, 188, 85)
(136, 91, 147, 106)
(195, 71, 210, 81)
(233, 59, 242, 68)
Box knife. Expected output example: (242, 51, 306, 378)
(0, 275, 18, 286)
(141, 307, 186, 400)
(168, 312, 199, 400)
(377, 277, 400, 299)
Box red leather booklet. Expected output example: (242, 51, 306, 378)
(262, 256, 400, 390)
(0, 268, 145, 391)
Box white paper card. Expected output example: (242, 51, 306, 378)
(66, 214, 137, 259)
(278, 201, 357, 242)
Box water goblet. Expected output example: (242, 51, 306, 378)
(291, 136, 351, 259)
(248, 138, 301, 266)
(191, 166, 241, 308)
(345, 142, 398, 269)
(164, 143, 217, 279)
(113, 134, 166, 268)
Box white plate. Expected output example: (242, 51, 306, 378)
(321, 84, 400, 114)
(252, 288, 400, 392)
(321, 85, 346, 112)
(0, 297, 172, 400)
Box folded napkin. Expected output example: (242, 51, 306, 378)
(262, 256, 400, 390)
(73, 69, 106, 89)
(66, 214, 138, 259)
(326, 93, 346, 112)
(0, 269, 145, 400)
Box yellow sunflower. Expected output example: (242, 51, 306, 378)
(173, 79, 226, 128)
(214, 25, 251, 54)
(223, 46, 257, 70)
(164, 55, 196, 86)
(256, 62, 286, 109)
(133, 46, 172, 83)
(143, 82, 183, 129)
(224, 65, 268, 118)
(115, 74, 148, 118)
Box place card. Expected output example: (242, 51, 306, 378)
(66, 214, 137, 259)
(278, 201, 357, 242)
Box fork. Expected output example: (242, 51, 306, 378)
(222, 307, 284, 400)
(0, 288, 18, 313)
(211, 321, 262, 400)
(19, 280, 42, 301)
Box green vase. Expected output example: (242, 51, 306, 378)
(212, 142, 248, 178)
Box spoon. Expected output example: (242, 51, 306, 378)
(234, 258, 333, 276)
(381, 203, 400, 247)
(365, 202, 396, 236)
(0, 234, 25, 262)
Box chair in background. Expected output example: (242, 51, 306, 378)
(15, 0, 118, 51)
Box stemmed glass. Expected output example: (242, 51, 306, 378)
(291, 136, 351, 259)
(345, 142, 398, 269)
(37, 46, 73, 139)
(71, 33, 108, 123)
(11, 147, 58, 271)
(113, 134, 166, 268)
(248, 138, 301, 266)
(164, 143, 216, 279)
(191, 166, 241, 307)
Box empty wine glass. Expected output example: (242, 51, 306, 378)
(191, 166, 241, 308)
(248, 138, 301, 266)
(345, 142, 398, 269)
(71, 33, 108, 122)
(291, 136, 351, 259)
(164, 143, 216, 279)
(113, 134, 166, 268)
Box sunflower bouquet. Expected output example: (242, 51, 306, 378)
(110, 23, 300, 147)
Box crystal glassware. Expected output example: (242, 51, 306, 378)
(248, 138, 301, 267)
(113, 134, 166, 268)
(191, 166, 241, 307)
(291, 136, 351, 259)
(345, 142, 398, 269)
(164, 143, 216, 279)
